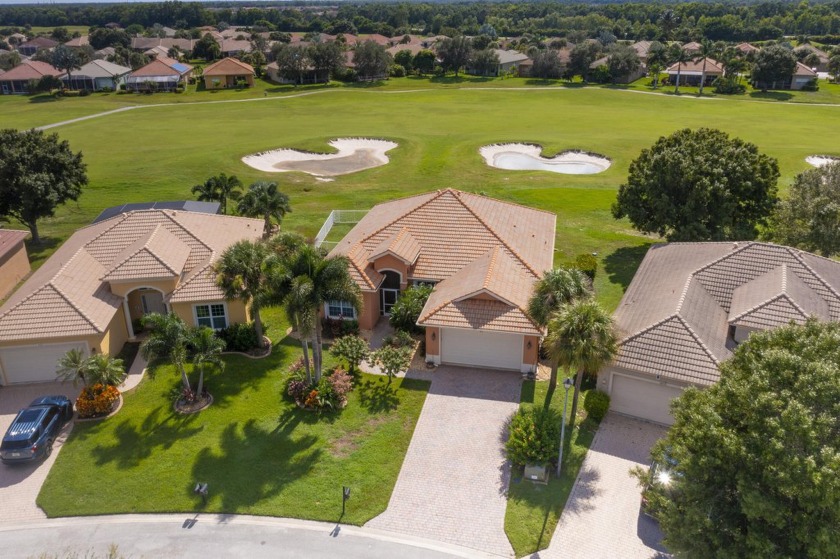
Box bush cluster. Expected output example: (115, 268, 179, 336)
(287, 368, 354, 411)
(383, 329, 414, 349)
(322, 317, 359, 338)
(76, 383, 120, 418)
(573, 253, 598, 280)
(216, 322, 260, 352)
(583, 389, 610, 422)
(505, 405, 561, 468)
(389, 284, 433, 334)
(713, 77, 746, 94)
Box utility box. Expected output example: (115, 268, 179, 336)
(524, 463, 549, 484)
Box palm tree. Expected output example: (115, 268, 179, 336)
(545, 299, 618, 430)
(215, 239, 271, 349)
(190, 326, 226, 397)
(669, 46, 692, 94)
(191, 173, 243, 215)
(658, 10, 679, 41)
(140, 312, 192, 392)
(85, 353, 125, 386)
(647, 41, 668, 89)
(268, 243, 360, 382)
(695, 40, 718, 96)
(237, 181, 292, 239)
(56, 348, 89, 387)
(526, 267, 591, 392)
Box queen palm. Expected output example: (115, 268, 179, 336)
(85, 353, 125, 386)
(237, 181, 292, 239)
(545, 299, 618, 429)
(647, 41, 668, 89)
(190, 326, 226, 397)
(191, 173, 243, 215)
(526, 267, 591, 391)
(695, 40, 719, 95)
(670, 46, 692, 94)
(140, 313, 192, 391)
(215, 239, 271, 349)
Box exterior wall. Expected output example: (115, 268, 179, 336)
(203, 73, 255, 89)
(0, 241, 30, 300)
(358, 291, 380, 330)
(425, 326, 440, 364)
(372, 254, 410, 288)
(0, 79, 33, 94)
(110, 278, 178, 298)
(733, 324, 760, 344)
(98, 305, 130, 355)
(169, 299, 249, 328)
(522, 335, 540, 369)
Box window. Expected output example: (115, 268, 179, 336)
(326, 300, 356, 319)
(195, 303, 228, 330)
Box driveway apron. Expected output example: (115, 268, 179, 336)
(535, 413, 670, 559)
(0, 382, 78, 523)
(366, 366, 521, 558)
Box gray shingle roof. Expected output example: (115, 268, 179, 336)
(612, 242, 840, 385)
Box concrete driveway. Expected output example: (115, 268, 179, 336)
(0, 382, 78, 523)
(366, 366, 521, 558)
(535, 413, 670, 559)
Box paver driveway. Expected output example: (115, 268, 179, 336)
(366, 366, 521, 558)
(535, 413, 670, 559)
(0, 382, 78, 523)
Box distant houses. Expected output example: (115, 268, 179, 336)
(62, 60, 132, 91)
(665, 57, 724, 87)
(0, 60, 62, 94)
(125, 56, 193, 92)
(202, 57, 255, 89)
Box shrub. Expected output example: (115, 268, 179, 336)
(79, 89, 90, 97)
(331, 335, 369, 373)
(505, 406, 561, 468)
(337, 68, 357, 82)
(62, 90, 81, 97)
(99, 86, 113, 93)
(712, 77, 746, 95)
(371, 345, 412, 384)
(119, 83, 126, 91)
(390, 63, 406, 77)
(216, 322, 259, 352)
(389, 284, 433, 333)
(801, 78, 819, 91)
(584, 389, 610, 422)
(76, 383, 120, 418)
(590, 64, 611, 84)
(574, 253, 598, 280)
(322, 317, 359, 338)
(287, 366, 353, 410)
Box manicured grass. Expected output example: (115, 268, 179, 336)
(504, 379, 601, 557)
(37, 320, 430, 525)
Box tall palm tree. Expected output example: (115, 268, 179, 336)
(545, 299, 618, 430)
(140, 312, 192, 392)
(695, 40, 718, 95)
(658, 10, 679, 41)
(669, 46, 692, 94)
(526, 267, 592, 391)
(191, 173, 243, 215)
(268, 244, 360, 382)
(237, 181, 292, 239)
(647, 41, 668, 89)
(215, 239, 271, 349)
(190, 326, 226, 397)
(56, 348, 89, 387)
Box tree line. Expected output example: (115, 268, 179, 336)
(4, 1, 840, 44)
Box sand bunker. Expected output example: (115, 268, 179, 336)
(480, 144, 611, 175)
(242, 138, 398, 177)
(806, 155, 839, 168)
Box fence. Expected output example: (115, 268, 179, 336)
(314, 209, 367, 250)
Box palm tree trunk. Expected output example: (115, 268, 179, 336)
(675, 67, 681, 93)
(568, 367, 585, 430)
(197, 364, 205, 397)
(313, 320, 323, 382)
(301, 338, 312, 384)
(699, 60, 707, 95)
(549, 360, 559, 392)
(179, 364, 191, 392)
(252, 306, 265, 348)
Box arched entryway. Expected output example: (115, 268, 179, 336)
(379, 270, 401, 316)
(123, 286, 168, 339)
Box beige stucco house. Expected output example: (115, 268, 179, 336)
(329, 189, 556, 373)
(0, 229, 30, 301)
(202, 57, 255, 89)
(0, 209, 263, 385)
(604, 242, 840, 425)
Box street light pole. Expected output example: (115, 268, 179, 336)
(556, 377, 574, 477)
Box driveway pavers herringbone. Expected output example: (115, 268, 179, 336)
(366, 366, 521, 558)
(535, 413, 670, 559)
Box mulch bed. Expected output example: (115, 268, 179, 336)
(174, 393, 214, 415)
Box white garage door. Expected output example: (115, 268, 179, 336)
(441, 328, 522, 371)
(610, 373, 684, 425)
(0, 342, 88, 385)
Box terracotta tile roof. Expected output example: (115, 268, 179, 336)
(0, 60, 62, 81)
(20, 36, 58, 49)
(421, 299, 541, 335)
(736, 42, 759, 54)
(666, 57, 723, 75)
(0, 229, 28, 260)
(631, 41, 653, 58)
(794, 61, 817, 77)
(612, 242, 840, 386)
(64, 36, 89, 48)
(0, 210, 263, 341)
(202, 57, 254, 76)
(221, 39, 252, 53)
(129, 57, 192, 78)
(369, 227, 421, 265)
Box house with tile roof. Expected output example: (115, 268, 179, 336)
(125, 56, 193, 92)
(665, 57, 723, 87)
(603, 242, 840, 425)
(0, 60, 63, 94)
(330, 189, 556, 373)
(202, 57, 254, 89)
(0, 230, 30, 301)
(62, 59, 132, 91)
(0, 210, 263, 385)
(752, 61, 818, 91)
(466, 49, 531, 77)
(16, 36, 58, 56)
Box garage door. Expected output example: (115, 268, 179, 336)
(610, 373, 684, 425)
(441, 328, 522, 371)
(0, 342, 88, 385)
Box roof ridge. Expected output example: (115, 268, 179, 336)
(357, 189, 450, 246)
(453, 191, 541, 278)
(674, 275, 694, 313)
(690, 241, 754, 277)
(483, 246, 500, 290)
(618, 313, 680, 346)
(168, 261, 213, 297)
(729, 293, 794, 323)
(674, 315, 720, 366)
(158, 211, 215, 260)
(49, 282, 102, 332)
(788, 247, 840, 301)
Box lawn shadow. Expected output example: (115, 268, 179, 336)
(205, 340, 291, 408)
(749, 90, 794, 101)
(27, 94, 61, 104)
(357, 377, 400, 413)
(24, 237, 61, 268)
(191, 418, 321, 512)
(603, 243, 652, 291)
(89, 406, 202, 469)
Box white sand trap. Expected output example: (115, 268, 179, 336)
(806, 155, 840, 168)
(242, 138, 398, 177)
(480, 143, 611, 175)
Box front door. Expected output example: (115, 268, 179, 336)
(379, 270, 401, 316)
(381, 289, 399, 316)
(141, 291, 166, 315)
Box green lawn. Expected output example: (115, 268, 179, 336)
(504, 379, 601, 557)
(38, 315, 430, 524)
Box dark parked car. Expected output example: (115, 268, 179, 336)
(0, 396, 73, 465)
(640, 452, 680, 519)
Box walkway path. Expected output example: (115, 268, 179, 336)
(534, 414, 669, 559)
(366, 366, 520, 558)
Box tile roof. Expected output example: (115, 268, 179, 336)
(0, 210, 263, 342)
(666, 57, 723, 74)
(736, 42, 759, 53)
(202, 57, 254, 76)
(612, 242, 840, 385)
(0, 60, 62, 81)
(494, 49, 530, 65)
(794, 61, 817, 77)
(20, 36, 58, 49)
(129, 58, 182, 77)
(68, 59, 131, 79)
(64, 36, 89, 48)
(369, 227, 421, 265)
(0, 229, 28, 260)
(221, 39, 252, 53)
